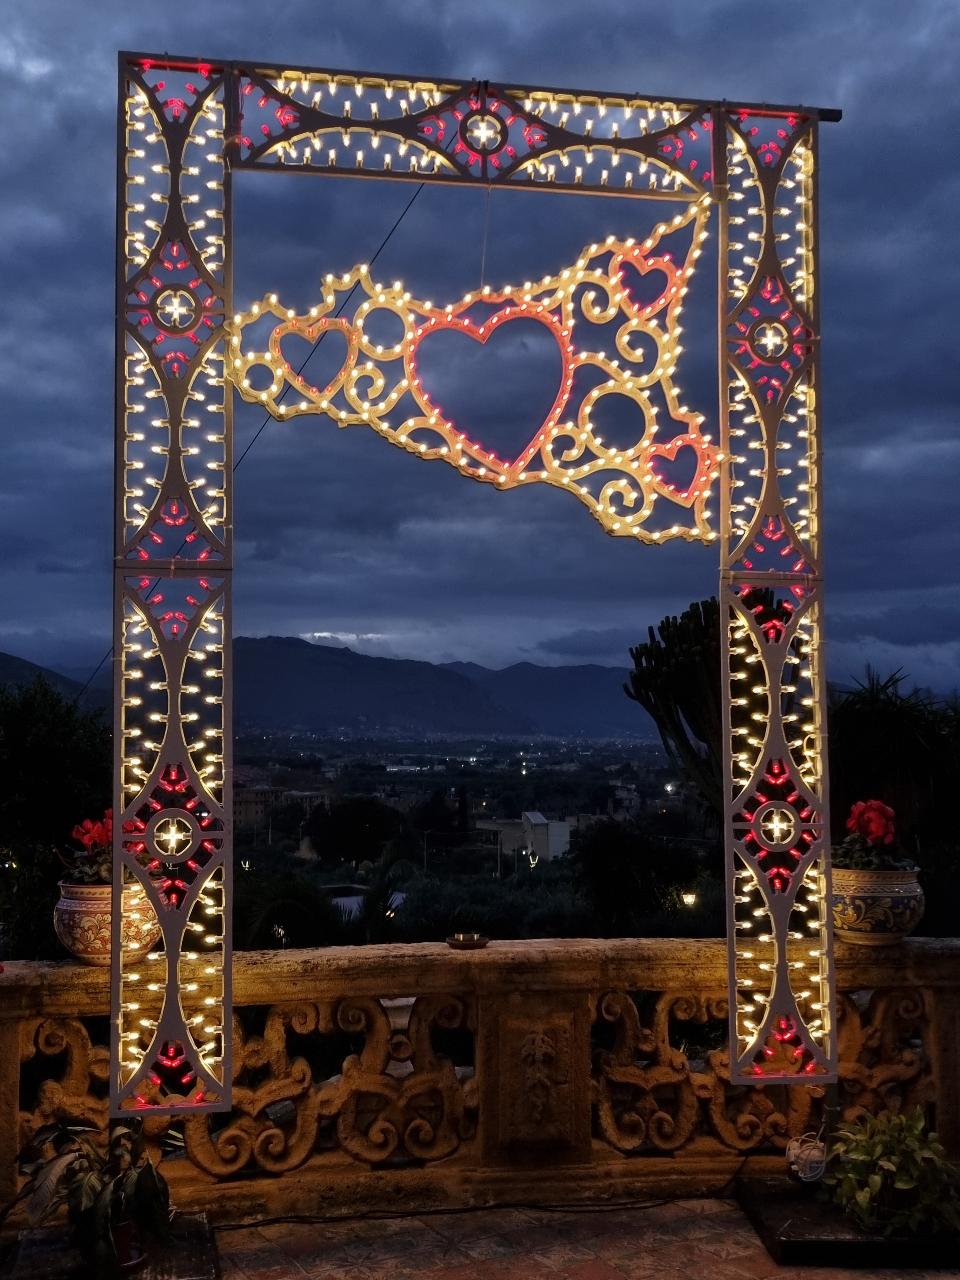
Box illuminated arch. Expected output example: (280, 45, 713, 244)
(112, 55, 837, 1113)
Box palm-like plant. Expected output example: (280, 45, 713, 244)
(355, 844, 418, 943)
(625, 598, 724, 819)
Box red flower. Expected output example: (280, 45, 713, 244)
(846, 800, 896, 846)
(71, 808, 113, 852)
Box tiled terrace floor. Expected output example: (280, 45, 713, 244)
(216, 1198, 960, 1280)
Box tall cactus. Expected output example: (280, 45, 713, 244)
(626, 591, 794, 822)
(625, 598, 723, 819)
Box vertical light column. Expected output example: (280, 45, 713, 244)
(111, 55, 233, 1114)
(716, 109, 836, 1082)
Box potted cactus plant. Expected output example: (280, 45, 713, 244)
(53, 809, 159, 965)
(831, 800, 923, 945)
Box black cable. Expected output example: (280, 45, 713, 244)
(215, 1195, 680, 1233)
(70, 183, 425, 706)
(233, 181, 424, 471)
(71, 648, 112, 705)
(479, 185, 492, 291)
(715, 1153, 751, 1199)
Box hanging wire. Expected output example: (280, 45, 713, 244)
(71, 183, 426, 705)
(479, 185, 493, 291)
(234, 182, 424, 470)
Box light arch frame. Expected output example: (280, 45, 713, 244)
(111, 51, 839, 1114)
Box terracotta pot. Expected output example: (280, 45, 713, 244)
(831, 866, 924, 946)
(53, 881, 161, 966)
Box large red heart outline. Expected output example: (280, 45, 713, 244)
(407, 304, 575, 477)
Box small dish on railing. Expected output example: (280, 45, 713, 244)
(446, 933, 489, 950)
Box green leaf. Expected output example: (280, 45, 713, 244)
(0, 1181, 38, 1227)
(893, 1176, 917, 1190)
(79, 1170, 102, 1214)
(74, 1137, 102, 1165)
(21, 1124, 62, 1153)
(24, 1152, 81, 1226)
(93, 1174, 119, 1249)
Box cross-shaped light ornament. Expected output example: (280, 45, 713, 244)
(157, 290, 194, 328)
(466, 113, 500, 151)
(761, 807, 795, 845)
(156, 818, 190, 858)
(756, 321, 787, 357)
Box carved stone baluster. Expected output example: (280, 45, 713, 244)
(480, 988, 592, 1163)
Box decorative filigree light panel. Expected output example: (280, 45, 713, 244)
(112, 54, 839, 1112)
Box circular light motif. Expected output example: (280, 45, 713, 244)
(463, 112, 506, 153)
(154, 815, 193, 860)
(156, 288, 198, 331)
(751, 319, 789, 360)
(758, 804, 798, 849)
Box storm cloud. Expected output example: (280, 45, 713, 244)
(1, 0, 958, 687)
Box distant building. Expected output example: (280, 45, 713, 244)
(476, 811, 571, 865)
(234, 783, 336, 830)
(370, 784, 427, 812)
(610, 783, 644, 817)
(234, 785, 284, 830)
(283, 786, 337, 814)
(522, 811, 570, 862)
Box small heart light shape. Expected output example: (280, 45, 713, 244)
(611, 248, 679, 319)
(647, 433, 718, 507)
(271, 316, 356, 403)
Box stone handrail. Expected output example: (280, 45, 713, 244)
(2, 937, 957, 1221)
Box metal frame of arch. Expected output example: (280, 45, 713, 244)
(111, 51, 840, 1114)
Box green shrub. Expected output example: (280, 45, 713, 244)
(823, 1107, 960, 1237)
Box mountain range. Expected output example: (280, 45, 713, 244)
(0, 637, 654, 739)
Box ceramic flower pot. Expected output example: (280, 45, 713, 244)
(111, 1218, 147, 1272)
(831, 866, 924, 946)
(53, 881, 160, 966)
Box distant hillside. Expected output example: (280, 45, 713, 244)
(234, 637, 534, 735)
(0, 651, 85, 700)
(235, 638, 650, 738)
(2, 639, 654, 739)
(445, 659, 644, 737)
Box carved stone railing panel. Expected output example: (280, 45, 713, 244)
(835, 987, 933, 1118)
(590, 983, 933, 1157)
(179, 993, 477, 1176)
(0, 939, 956, 1220)
(592, 990, 813, 1154)
(18, 1018, 110, 1149)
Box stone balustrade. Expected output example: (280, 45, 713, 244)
(2, 937, 958, 1222)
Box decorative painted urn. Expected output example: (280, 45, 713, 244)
(830, 799, 924, 946)
(54, 881, 160, 966)
(831, 866, 925, 946)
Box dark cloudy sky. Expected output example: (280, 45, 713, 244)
(2, 1, 959, 689)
